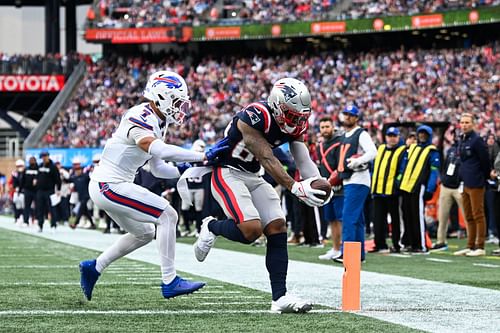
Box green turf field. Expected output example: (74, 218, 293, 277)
(0, 228, 423, 333)
(177, 236, 500, 290)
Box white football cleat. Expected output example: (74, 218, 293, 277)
(194, 216, 217, 262)
(318, 248, 341, 260)
(271, 293, 313, 314)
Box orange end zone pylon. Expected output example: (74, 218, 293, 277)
(342, 241, 361, 311)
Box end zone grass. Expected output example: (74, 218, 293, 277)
(0, 228, 422, 333)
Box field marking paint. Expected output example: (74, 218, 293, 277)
(473, 263, 500, 268)
(0, 265, 75, 269)
(387, 254, 412, 258)
(0, 309, 338, 316)
(1, 282, 158, 286)
(188, 295, 265, 299)
(425, 258, 453, 263)
(199, 302, 269, 305)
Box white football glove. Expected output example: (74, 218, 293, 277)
(347, 157, 362, 169)
(291, 177, 325, 207)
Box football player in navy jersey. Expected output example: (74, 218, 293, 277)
(193, 78, 332, 313)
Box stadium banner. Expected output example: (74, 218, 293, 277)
(205, 26, 241, 39)
(85, 27, 178, 43)
(191, 6, 500, 40)
(0, 75, 65, 92)
(311, 22, 346, 34)
(411, 14, 444, 28)
(24, 148, 103, 168)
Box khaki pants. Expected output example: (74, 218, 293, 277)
(437, 185, 465, 244)
(462, 187, 486, 249)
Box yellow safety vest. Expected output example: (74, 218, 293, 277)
(400, 144, 437, 193)
(371, 144, 406, 195)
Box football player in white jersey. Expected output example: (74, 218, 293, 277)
(79, 71, 228, 301)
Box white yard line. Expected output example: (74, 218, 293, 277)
(425, 258, 453, 263)
(0, 309, 338, 315)
(1, 219, 499, 333)
(472, 263, 500, 268)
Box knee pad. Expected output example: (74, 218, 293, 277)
(158, 205, 178, 226)
(135, 225, 155, 243)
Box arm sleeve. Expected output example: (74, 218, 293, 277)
(148, 139, 205, 162)
(476, 138, 491, 178)
(356, 131, 378, 164)
(129, 126, 155, 145)
(290, 141, 320, 179)
(426, 151, 441, 193)
(54, 167, 61, 191)
(494, 151, 500, 173)
(149, 157, 181, 179)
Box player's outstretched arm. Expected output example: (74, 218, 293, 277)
(289, 139, 321, 179)
(138, 136, 205, 162)
(238, 121, 295, 190)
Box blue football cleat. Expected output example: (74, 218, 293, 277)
(161, 276, 205, 299)
(79, 259, 100, 301)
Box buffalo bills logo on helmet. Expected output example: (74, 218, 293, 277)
(275, 82, 297, 102)
(152, 76, 183, 89)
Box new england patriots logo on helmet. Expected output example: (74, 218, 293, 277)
(275, 82, 297, 102)
(152, 76, 183, 89)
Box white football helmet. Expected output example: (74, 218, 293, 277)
(268, 78, 311, 134)
(143, 71, 190, 125)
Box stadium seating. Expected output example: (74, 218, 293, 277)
(86, 0, 500, 28)
(38, 44, 500, 148)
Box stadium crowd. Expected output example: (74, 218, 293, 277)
(0, 52, 87, 75)
(346, 0, 500, 19)
(87, 0, 500, 28)
(40, 43, 500, 148)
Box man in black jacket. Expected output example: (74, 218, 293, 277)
(21, 156, 38, 226)
(36, 151, 61, 232)
(454, 113, 490, 256)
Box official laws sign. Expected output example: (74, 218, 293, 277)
(0, 75, 65, 92)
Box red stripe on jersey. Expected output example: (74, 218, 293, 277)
(248, 102, 271, 133)
(213, 167, 244, 223)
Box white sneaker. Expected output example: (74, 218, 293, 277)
(271, 294, 313, 314)
(318, 248, 341, 260)
(194, 216, 217, 262)
(453, 248, 472, 256)
(465, 248, 486, 257)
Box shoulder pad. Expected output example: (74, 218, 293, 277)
(127, 104, 158, 132)
(238, 102, 272, 133)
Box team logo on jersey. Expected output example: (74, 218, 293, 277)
(100, 183, 110, 193)
(246, 110, 261, 125)
(152, 76, 182, 89)
(275, 83, 297, 102)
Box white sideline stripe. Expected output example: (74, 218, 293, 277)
(126, 277, 160, 281)
(107, 268, 157, 271)
(0, 254, 54, 257)
(0, 265, 75, 269)
(426, 258, 453, 263)
(189, 296, 265, 299)
(111, 274, 159, 277)
(199, 302, 269, 305)
(1, 282, 158, 286)
(0, 309, 337, 316)
(1, 219, 500, 333)
(388, 254, 412, 258)
(473, 263, 500, 268)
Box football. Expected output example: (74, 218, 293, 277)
(311, 178, 332, 201)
